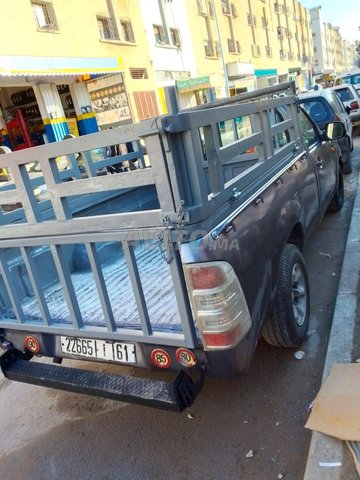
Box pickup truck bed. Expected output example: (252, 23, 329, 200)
(17, 240, 183, 334)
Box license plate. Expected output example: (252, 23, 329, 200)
(60, 336, 136, 364)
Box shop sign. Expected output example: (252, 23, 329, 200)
(176, 76, 210, 92)
(87, 73, 131, 126)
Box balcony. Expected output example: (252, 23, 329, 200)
(280, 50, 287, 60)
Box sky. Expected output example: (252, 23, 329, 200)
(300, 0, 359, 42)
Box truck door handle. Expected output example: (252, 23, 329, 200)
(316, 158, 323, 168)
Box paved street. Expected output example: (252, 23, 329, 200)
(0, 136, 359, 480)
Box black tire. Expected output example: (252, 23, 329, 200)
(328, 166, 344, 213)
(262, 244, 310, 347)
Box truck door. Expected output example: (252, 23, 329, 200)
(298, 110, 337, 215)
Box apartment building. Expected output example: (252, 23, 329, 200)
(0, 0, 158, 149)
(1, 0, 354, 153)
(309, 6, 356, 83)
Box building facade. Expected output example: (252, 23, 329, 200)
(0, 0, 159, 149)
(0, 0, 356, 152)
(309, 6, 356, 83)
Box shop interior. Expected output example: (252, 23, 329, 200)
(0, 85, 76, 150)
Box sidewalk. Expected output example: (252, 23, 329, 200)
(304, 171, 360, 479)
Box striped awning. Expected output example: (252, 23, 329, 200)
(0, 55, 124, 84)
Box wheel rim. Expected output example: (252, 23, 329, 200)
(291, 263, 307, 327)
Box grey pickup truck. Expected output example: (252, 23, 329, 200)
(0, 82, 345, 411)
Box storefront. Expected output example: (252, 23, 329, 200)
(0, 55, 125, 150)
(86, 73, 132, 130)
(226, 62, 256, 96)
(254, 69, 278, 89)
(175, 76, 213, 109)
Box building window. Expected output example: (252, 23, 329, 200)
(227, 39, 241, 54)
(221, 0, 231, 15)
(31, 0, 58, 31)
(97, 15, 116, 40)
(153, 24, 168, 45)
(204, 39, 214, 57)
(265, 45, 272, 57)
(170, 28, 181, 47)
(197, 0, 207, 15)
(120, 19, 135, 42)
(130, 68, 149, 79)
(251, 44, 261, 57)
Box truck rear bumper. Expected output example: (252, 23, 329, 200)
(0, 349, 204, 412)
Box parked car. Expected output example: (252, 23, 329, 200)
(298, 89, 353, 173)
(332, 84, 360, 128)
(335, 69, 360, 93)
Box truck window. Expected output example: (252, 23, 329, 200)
(298, 110, 318, 148)
(272, 108, 290, 150)
(218, 115, 253, 147)
(335, 88, 354, 102)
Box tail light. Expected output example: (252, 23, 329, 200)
(350, 101, 359, 110)
(184, 262, 252, 351)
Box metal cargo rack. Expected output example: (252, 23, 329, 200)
(0, 82, 302, 346)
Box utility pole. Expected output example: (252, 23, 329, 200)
(211, 0, 230, 97)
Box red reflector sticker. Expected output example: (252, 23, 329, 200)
(176, 348, 197, 367)
(25, 336, 40, 353)
(151, 349, 171, 368)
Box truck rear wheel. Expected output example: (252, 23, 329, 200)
(262, 244, 310, 347)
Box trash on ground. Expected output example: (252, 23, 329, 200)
(277, 474, 284, 479)
(319, 251, 331, 258)
(245, 450, 254, 458)
(355, 359, 360, 363)
(307, 401, 314, 414)
(187, 413, 194, 420)
(294, 351, 305, 360)
(275, 421, 281, 426)
(318, 462, 342, 467)
(332, 272, 336, 276)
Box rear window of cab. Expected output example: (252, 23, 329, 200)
(335, 88, 354, 102)
(300, 99, 334, 130)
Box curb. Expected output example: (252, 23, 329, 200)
(304, 173, 360, 479)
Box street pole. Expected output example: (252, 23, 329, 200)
(211, 0, 230, 97)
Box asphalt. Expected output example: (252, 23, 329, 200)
(304, 150, 360, 478)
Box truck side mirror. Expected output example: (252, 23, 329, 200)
(325, 122, 345, 140)
(345, 106, 352, 115)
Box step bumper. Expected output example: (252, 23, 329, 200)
(0, 349, 204, 412)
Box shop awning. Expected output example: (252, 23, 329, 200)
(0, 55, 124, 85)
(254, 69, 277, 78)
